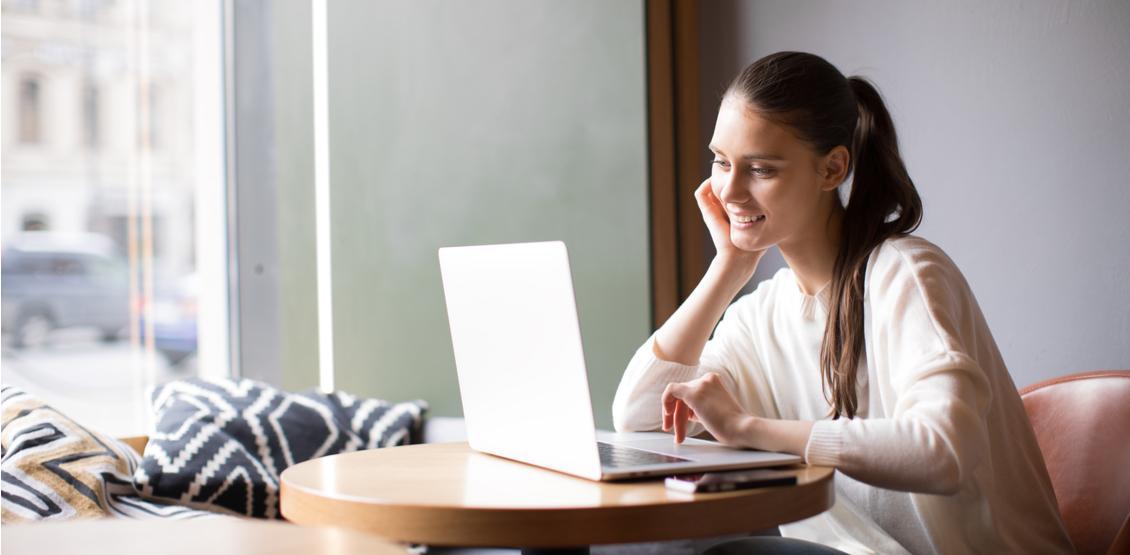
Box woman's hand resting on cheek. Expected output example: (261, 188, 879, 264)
(661, 372, 755, 447)
(695, 178, 764, 274)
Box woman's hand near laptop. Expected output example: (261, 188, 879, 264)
(661, 373, 750, 444)
(662, 375, 814, 457)
(653, 179, 811, 458)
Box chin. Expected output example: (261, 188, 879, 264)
(729, 228, 768, 251)
(731, 237, 773, 253)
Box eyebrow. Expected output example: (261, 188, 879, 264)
(708, 145, 785, 161)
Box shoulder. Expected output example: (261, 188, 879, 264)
(865, 235, 979, 345)
(869, 234, 956, 270)
(867, 234, 969, 296)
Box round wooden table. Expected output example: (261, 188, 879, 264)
(280, 442, 834, 553)
(2, 516, 407, 554)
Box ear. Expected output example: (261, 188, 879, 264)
(819, 146, 850, 191)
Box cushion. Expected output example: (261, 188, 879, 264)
(0, 386, 214, 522)
(134, 378, 428, 518)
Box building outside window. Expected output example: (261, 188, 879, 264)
(0, 0, 229, 435)
(17, 75, 41, 144)
(82, 80, 100, 149)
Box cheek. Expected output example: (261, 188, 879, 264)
(763, 179, 819, 223)
(760, 184, 786, 211)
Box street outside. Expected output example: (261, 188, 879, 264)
(1, 329, 193, 437)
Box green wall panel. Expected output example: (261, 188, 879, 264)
(328, 0, 650, 428)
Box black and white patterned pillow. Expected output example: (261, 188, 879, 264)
(1, 386, 215, 522)
(134, 378, 427, 518)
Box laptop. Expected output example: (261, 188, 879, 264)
(437, 241, 802, 481)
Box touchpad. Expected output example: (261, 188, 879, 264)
(617, 437, 742, 459)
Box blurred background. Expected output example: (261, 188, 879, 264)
(2, 0, 225, 434)
(2, 0, 1127, 435)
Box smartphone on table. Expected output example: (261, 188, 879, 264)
(665, 467, 798, 494)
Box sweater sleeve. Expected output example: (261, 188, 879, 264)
(612, 294, 768, 434)
(804, 240, 993, 495)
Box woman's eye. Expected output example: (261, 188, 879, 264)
(750, 167, 776, 177)
(712, 159, 731, 170)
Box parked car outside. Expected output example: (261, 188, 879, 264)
(1, 232, 130, 348)
(144, 272, 198, 366)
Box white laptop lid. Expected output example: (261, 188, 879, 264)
(438, 241, 603, 480)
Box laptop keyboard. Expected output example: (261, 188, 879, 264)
(597, 441, 690, 468)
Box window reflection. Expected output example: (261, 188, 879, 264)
(1, 0, 225, 435)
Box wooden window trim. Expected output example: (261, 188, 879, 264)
(645, 0, 705, 330)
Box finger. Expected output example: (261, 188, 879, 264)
(694, 177, 712, 199)
(694, 177, 723, 205)
(673, 399, 689, 444)
(707, 193, 728, 222)
(661, 383, 679, 432)
(694, 180, 723, 212)
(659, 384, 682, 431)
(695, 179, 731, 230)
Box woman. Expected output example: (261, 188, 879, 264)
(612, 52, 1073, 554)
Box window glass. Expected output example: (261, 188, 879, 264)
(18, 75, 41, 143)
(82, 81, 100, 149)
(326, 1, 650, 428)
(1, 0, 227, 435)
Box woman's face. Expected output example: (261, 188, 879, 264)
(709, 97, 847, 253)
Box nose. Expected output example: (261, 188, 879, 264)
(715, 171, 749, 206)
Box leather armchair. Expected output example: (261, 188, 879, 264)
(1020, 370, 1130, 555)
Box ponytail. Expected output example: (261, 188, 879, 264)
(819, 76, 922, 419)
(726, 53, 921, 419)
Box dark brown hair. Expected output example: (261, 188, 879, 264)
(725, 52, 922, 419)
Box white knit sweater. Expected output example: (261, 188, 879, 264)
(612, 235, 1072, 554)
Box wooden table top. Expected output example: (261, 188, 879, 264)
(280, 442, 835, 548)
(2, 516, 407, 554)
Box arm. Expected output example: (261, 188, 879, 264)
(660, 373, 812, 454)
(612, 290, 770, 434)
(663, 353, 986, 496)
(654, 178, 764, 364)
(664, 241, 993, 496)
(654, 254, 758, 365)
(612, 179, 764, 433)
(802, 241, 993, 495)
(803, 355, 990, 495)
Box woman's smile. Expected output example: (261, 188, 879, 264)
(730, 213, 766, 230)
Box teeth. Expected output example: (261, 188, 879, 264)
(734, 214, 765, 223)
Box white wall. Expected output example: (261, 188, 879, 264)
(698, 0, 1130, 387)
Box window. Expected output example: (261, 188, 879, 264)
(1, 0, 229, 436)
(18, 75, 41, 144)
(21, 211, 48, 231)
(137, 83, 160, 151)
(82, 81, 100, 149)
(147, 84, 160, 150)
(4, 0, 39, 15)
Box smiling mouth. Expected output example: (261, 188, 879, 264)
(732, 214, 766, 223)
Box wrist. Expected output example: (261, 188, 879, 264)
(708, 253, 759, 288)
(733, 414, 761, 450)
(714, 249, 761, 270)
